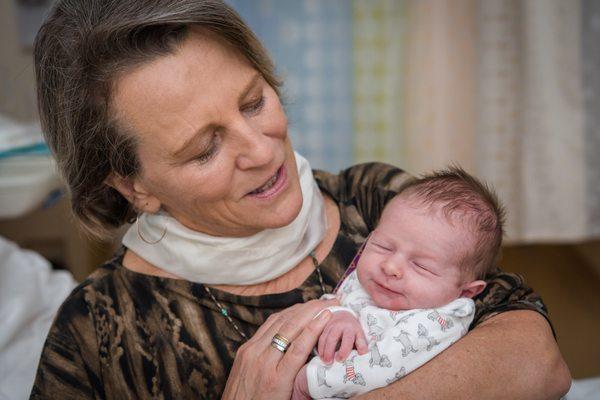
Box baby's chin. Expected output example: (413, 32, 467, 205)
(369, 291, 411, 311)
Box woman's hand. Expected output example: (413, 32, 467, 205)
(222, 298, 338, 400)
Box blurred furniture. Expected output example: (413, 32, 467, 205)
(0, 152, 112, 281)
(0, 196, 112, 281)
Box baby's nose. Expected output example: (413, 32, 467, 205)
(382, 260, 403, 278)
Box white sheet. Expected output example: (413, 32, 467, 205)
(565, 377, 600, 400)
(0, 236, 76, 400)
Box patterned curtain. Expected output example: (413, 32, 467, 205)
(352, 0, 407, 166)
(402, 0, 477, 174)
(228, 0, 599, 243)
(476, 0, 588, 242)
(227, 0, 353, 172)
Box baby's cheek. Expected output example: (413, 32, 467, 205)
(355, 262, 370, 286)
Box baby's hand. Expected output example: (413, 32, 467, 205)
(317, 311, 369, 364)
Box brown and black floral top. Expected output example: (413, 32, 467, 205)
(30, 163, 551, 399)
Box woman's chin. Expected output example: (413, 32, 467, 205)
(261, 192, 303, 229)
(259, 168, 304, 229)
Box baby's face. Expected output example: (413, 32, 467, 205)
(356, 197, 475, 311)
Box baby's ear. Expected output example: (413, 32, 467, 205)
(459, 280, 486, 299)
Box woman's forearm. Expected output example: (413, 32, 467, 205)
(356, 310, 571, 400)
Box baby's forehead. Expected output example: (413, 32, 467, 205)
(382, 194, 445, 220)
(384, 193, 473, 227)
(377, 195, 476, 251)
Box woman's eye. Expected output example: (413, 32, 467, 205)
(194, 133, 221, 164)
(242, 95, 265, 114)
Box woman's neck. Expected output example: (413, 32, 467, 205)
(122, 193, 341, 296)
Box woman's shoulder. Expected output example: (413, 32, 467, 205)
(30, 262, 120, 398)
(61, 256, 120, 301)
(34, 255, 231, 398)
(41, 258, 124, 352)
(314, 162, 412, 233)
(314, 162, 411, 202)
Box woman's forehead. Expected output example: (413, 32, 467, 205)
(111, 31, 257, 148)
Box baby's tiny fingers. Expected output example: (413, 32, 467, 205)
(356, 336, 368, 355)
(322, 332, 340, 364)
(355, 327, 369, 354)
(336, 330, 355, 362)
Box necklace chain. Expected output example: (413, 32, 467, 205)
(310, 250, 327, 294)
(203, 250, 327, 342)
(203, 284, 249, 341)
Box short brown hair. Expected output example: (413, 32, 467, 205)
(396, 166, 506, 279)
(34, 0, 281, 239)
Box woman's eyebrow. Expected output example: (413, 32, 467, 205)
(237, 73, 262, 103)
(171, 123, 215, 159)
(171, 73, 262, 159)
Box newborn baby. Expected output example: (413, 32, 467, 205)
(293, 166, 505, 399)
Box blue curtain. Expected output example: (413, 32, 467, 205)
(227, 0, 354, 172)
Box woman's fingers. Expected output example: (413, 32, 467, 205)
(223, 299, 338, 400)
(277, 310, 332, 374)
(254, 299, 337, 345)
(259, 299, 339, 364)
(249, 302, 303, 343)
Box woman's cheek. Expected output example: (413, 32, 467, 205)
(266, 104, 288, 137)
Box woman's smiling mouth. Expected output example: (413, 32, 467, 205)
(247, 165, 287, 200)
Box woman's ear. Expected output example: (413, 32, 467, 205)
(105, 173, 162, 214)
(459, 280, 486, 299)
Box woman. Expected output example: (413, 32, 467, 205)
(31, 0, 570, 399)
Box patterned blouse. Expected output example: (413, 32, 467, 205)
(30, 163, 551, 399)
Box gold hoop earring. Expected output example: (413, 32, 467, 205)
(136, 214, 167, 244)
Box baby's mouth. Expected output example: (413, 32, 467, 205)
(373, 279, 401, 296)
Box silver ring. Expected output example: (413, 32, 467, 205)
(271, 333, 291, 353)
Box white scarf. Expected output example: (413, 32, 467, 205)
(122, 153, 327, 285)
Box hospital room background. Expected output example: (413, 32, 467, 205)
(1, 0, 599, 399)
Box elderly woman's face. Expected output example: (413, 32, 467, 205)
(111, 31, 302, 237)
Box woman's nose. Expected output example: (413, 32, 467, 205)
(232, 119, 274, 170)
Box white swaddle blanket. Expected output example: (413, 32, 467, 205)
(307, 270, 475, 399)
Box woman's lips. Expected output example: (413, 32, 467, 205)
(246, 165, 287, 200)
